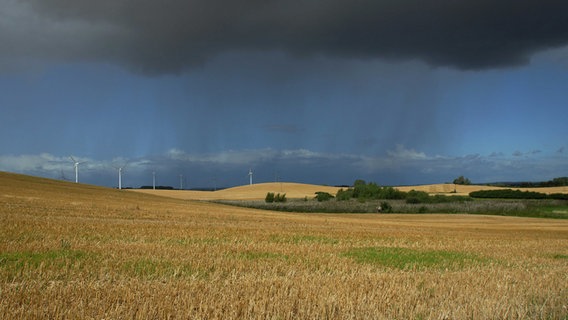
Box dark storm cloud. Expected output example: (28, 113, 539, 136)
(7, 0, 568, 74)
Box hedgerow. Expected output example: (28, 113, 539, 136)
(470, 189, 553, 199)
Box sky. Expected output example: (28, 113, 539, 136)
(1, 0, 567, 189)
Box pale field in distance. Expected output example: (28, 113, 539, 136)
(132, 182, 568, 201)
(1, 172, 567, 319)
(133, 182, 343, 200)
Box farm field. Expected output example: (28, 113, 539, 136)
(132, 182, 568, 201)
(133, 182, 343, 200)
(1, 172, 568, 319)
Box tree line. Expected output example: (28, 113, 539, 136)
(486, 177, 568, 188)
(326, 180, 470, 204)
(469, 189, 568, 200)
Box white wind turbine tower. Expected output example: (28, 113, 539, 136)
(69, 156, 85, 183)
(113, 163, 127, 190)
(115, 166, 123, 190)
(248, 168, 253, 185)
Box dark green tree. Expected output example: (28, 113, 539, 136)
(405, 190, 430, 204)
(352, 179, 366, 198)
(275, 193, 287, 202)
(265, 192, 275, 203)
(379, 186, 406, 199)
(551, 177, 568, 186)
(453, 176, 471, 185)
(315, 191, 334, 202)
(378, 201, 392, 213)
(336, 188, 354, 201)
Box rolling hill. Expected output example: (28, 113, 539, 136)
(1, 171, 567, 318)
(132, 182, 343, 200)
(131, 181, 568, 201)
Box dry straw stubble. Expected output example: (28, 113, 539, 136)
(1, 172, 567, 319)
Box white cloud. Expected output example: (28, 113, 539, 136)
(1, 146, 567, 187)
(531, 45, 568, 69)
(164, 148, 354, 166)
(0, 153, 67, 172)
(386, 144, 428, 160)
(165, 148, 277, 165)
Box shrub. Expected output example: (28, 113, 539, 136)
(469, 189, 548, 199)
(352, 180, 381, 199)
(336, 189, 353, 201)
(551, 177, 568, 186)
(265, 192, 275, 203)
(315, 191, 334, 202)
(378, 201, 392, 213)
(352, 180, 366, 198)
(549, 193, 568, 200)
(405, 190, 430, 203)
(453, 176, 471, 185)
(379, 187, 406, 200)
(406, 197, 422, 204)
(275, 193, 287, 203)
(353, 180, 403, 200)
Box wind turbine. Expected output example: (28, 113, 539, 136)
(114, 166, 124, 189)
(248, 168, 253, 185)
(112, 163, 127, 190)
(69, 156, 85, 183)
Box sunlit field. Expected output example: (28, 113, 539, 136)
(1, 172, 567, 319)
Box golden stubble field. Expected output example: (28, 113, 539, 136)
(133, 182, 343, 200)
(1, 172, 567, 319)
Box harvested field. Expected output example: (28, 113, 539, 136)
(133, 182, 342, 200)
(132, 182, 568, 201)
(1, 172, 567, 319)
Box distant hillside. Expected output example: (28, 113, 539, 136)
(132, 182, 342, 200)
(0, 171, 172, 205)
(395, 184, 568, 196)
(3, 172, 566, 205)
(484, 177, 568, 188)
(133, 181, 568, 201)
